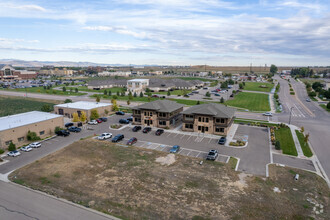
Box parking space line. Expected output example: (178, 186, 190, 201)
(186, 151, 191, 156)
(187, 135, 193, 140)
(174, 133, 179, 137)
(196, 152, 201, 158)
(166, 133, 172, 137)
(208, 138, 212, 143)
(180, 134, 185, 139)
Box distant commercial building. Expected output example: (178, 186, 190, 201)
(86, 79, 127, 90)
(149, 71, 163, 75)
(132, 100, 184, 128)
(98, 71, 131, 77)
(182, 103, 235, 135)
(0, 65, 37, 80)
(38, 68, 73, 76)
(0, 111, 64, 149)
(127, 79, 149, 93)
(54, 101, 112, 119)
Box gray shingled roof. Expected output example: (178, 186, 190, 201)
(133, 100, 184, 113)
(87, 79, 127, 87)
(182, 103, 235, 118)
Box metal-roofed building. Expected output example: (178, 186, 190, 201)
(0, 111, 64, 149)
(132, 100, 184, 128)
(54, 101, 112, 120)
(182, 103, 236, 135)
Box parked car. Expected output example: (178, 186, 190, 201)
(206, 150, 218, 160)
(203, 87, 208, 90)
(218, 137, 226, 145)
(112, 134, 124, 142)
(88, 120, 98, 125)
(214, 93, 220, 96)
(263, 112, 272, 116)
(152, 94, 159, 98)
(170, 145, 180, 153)
(100, 117, 108, 122)
(155, 129, 164, 136)
(96, 119, 103, 123)
(116, 111, 125, 115)
(77, 122, 83, 127)
(119, 119, 130, 124)
(127, 116, 133, 122)
(132, 126, 142, 132)
(230, 94, 234, 97)
(143, 127, 152, 133)
(68, 126, 81, 132)
(98, 133, 112, 140)
(7, 150, 21, 157)
(306, 98, 311, 102)
(56, 130, 70, 136)
(20, 146, 33, 152)
(65, 122, 74, 128)
(29, 142, 41, 148)
(127, 137, 137, 145)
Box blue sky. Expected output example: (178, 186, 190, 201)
(0, 0, 329, 66)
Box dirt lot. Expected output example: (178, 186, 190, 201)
(10, 139, 329, 220)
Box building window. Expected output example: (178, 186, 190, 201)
(205, 118, 209, 123)
(185, 115, 194, 120)
(159, 112, 166, 117)
(221, 119, 225, 123)
(185, 124, 193, 129)
(18, 137, 24, 142)
(215, 127, 225, 133)
(216, 119, 220, 123)
(159, 120, 166, 125)
(39, 130, 45, 135)
(5, 140, 12, 146)
(198, 126, 201, 130)
(135, 117, 141, 122)
(150, 112, 153, 116)
(198, 117, 201, 122)
(205, 127, 209, 131)
(144, 112, 147, 116)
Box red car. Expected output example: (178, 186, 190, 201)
(127, 137, 137, 145)
(96, 119, 102, 123)
(152, 94, 159, 98)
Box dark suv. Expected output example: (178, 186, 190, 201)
(143, 127, 152, 133)
(65, 122, 73, 128)
(112, 134, 124, 142)
(218, 137, 226, 145)
(99, 117, 108, 122)
(116, 111, 125, 115)
(119, 119, 130, 124)
(132, 126, 142, 132)
(68, 126, 81, 132)
(56, 130, 70, 136)
(155, 129, 164, 136)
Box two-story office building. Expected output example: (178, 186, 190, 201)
(127, 79, 149, 93)
(132, 100, 184, 128)
(182, 103, 235, 135)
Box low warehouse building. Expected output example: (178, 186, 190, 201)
(54, 101, 112, 120)
(0, 111, 64, 149)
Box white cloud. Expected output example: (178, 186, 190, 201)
(0, 3, 46, 12)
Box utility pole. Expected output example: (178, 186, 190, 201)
(289, 107, 294, 124)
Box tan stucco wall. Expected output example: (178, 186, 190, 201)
(0, 116, 64, 149)
(54, 106, 112, 121)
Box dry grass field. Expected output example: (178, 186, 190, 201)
(10, 139, 329, 220)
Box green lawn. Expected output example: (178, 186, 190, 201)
(90, 94, 159, 102)
(66, 86, 125, 93)
(275, 127, 297, 156)
(154, 90, 192, 96)
(168, 99, 207, 106)
(295, 130, 313, 157)
(234, 119, 278, 127)
(225, 92, 270, 112)
(243, 82, 273, 92)
(320, 104, 330, 112)
(0, 96, 56, 116)
(7, 86, 86, 96)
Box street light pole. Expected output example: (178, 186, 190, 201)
(289, 107, 294, 124)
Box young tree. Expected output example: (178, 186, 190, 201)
(112, 99, 119, 111)
(71, 81, 74, 85)
(300, 126, 304, 133)
(108, 90, 112, 96)
(72, 112, 79, 122)
(127, 100, 131, 105)
(79, 111, 87, 122)
(75, 88, 78, 93)
(112, 95, 118, 100)
(104, 89, 108, 95)
(90, 109, 99, 120)
(243, 81, 245, 86)
(104, 109, 109, 115)
(70, 88, 73, 93)
(134, 92, 137, 97)
(128, 93, 133, 100)
(96, 95, 101, 102)
(167, 91, 171, 96)
(116, 91, 120, 96)
(239, 83, 244, 89)
(327, 102, 330, 109)
(8, 142, 16, 151)
(205, 91, 211, 97)
(275, 140, 281, 150)
(304, 133, 309, 145)
(220, 97, 224, 103)
(121, 91, 125, 96)
(64, 99, 72, 103)
(62, 86, 66, 92)
(140, 92, 144, 97)
(196, 100, 200, 105)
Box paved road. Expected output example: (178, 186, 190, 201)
(274, 75, 330, 181)
(0, 181, 117, 220)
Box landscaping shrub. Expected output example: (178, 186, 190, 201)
(290, 88, 293, 91)
(27, 131, 41, 141)
(275, 141, 281, 150)
(0, 148, 5, 154)
(327, 102, 330, 109)
(54, 126, 62, 133)
(8, 142, 16, 151)
(290, 92, 295, 95)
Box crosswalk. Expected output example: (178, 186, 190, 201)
(285, 103, 307, 118)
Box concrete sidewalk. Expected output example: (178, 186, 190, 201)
(288, 124, 304, 158)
